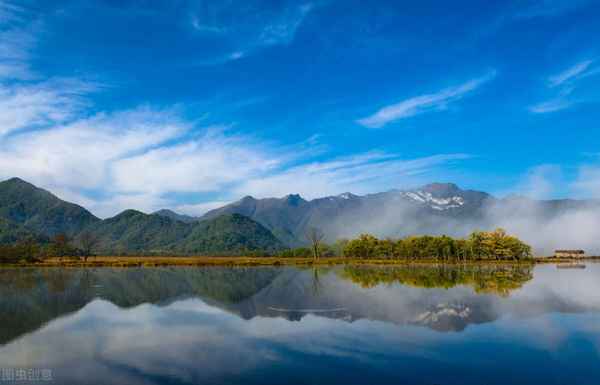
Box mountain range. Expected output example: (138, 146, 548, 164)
(1, 177, 599, 254)
(198, 183, 495, 246)
(0, 178, 282, 255)
(198, 182, 600, 253)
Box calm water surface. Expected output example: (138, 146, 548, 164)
(1, 263, 599, 384)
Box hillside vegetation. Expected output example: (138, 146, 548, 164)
(0, 178, 283, 259)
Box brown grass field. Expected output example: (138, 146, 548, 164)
(2, 255, 597, 268)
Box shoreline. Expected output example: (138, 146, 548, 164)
(2, 255, 599, 268)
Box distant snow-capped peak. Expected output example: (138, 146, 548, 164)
(400, 190, 465, 210)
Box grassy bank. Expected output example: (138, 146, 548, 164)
(2, 255, 598, 268)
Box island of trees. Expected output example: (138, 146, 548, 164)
(343, 228, 532, 260)
(286, 228, 532, 261)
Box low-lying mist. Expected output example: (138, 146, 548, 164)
(485, 199, 600, 256)
(321, 197, 600, 256)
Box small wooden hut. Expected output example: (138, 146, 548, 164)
(554, 250, 585, 258)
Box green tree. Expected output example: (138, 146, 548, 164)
(343, 234, 379, 259)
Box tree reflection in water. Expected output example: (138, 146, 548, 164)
(338, 264, 534, 297)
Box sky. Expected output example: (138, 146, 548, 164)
(0, 0, 599, 218)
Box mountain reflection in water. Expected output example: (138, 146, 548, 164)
(1, 264, 600, 385)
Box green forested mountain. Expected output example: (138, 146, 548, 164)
(87, 209, 193, 254)
(0, 178, 283, 255)
(0, 217, 43, 244)
(88, 211, 283, 255)
(178, 213, 284, 255)
(153, 209, 198, 223)
(0, 178, 100, 237)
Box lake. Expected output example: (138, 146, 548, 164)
(1, 263, 599, 384)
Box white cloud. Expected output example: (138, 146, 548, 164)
(190, 14, 227, 34)
(531, 59, 599, 114)
(529, 98, 571, 113)
(357, 71, 496, 128)
(0, 105, 471, 218)
(0, 8, 86, 135)
(111, 129, 282, 195)
(0, 2, 38, 80)
(189, 1, 314, 63)
(229, 51, 245, 60)
(572, 165, 600, 198)
(0, 61, 30, 79)
(107, 134, 469, 216)
(514, 164, 564, 199)
(258, 3, 313, 46)
(175, 201, 233, 216)
(548, 60, 593, 87)
(0, 27, 32, 62)
(0, 107, 187, 200)
(0, 78, 97, 136)
(235, 152, 470, 199)
(0, 1, 24, 23)
(89, 193, 173, 219)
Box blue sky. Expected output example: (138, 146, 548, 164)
(1, 0, 599, 217)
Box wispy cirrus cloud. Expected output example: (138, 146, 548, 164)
(548, 59, 593, 87)
(0, 25, 35, 80)
(529, 98, 572, 113)
(531, 59, 599, 114)
(0, 78, 98, 136)
(234, 152, 471, 200)
(0, 4, 99, 137)
(357, 71, 496, 128)
(0, 107, 187, 192)
(110, 128, 284, 196)
(189, 1, 315, 63)
(0, 0, 24, 23)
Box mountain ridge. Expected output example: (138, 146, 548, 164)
(0, 177, 100, 237)
(0, 178, 283, 255)
(2, 177, 600, 253)
(199, 182, 496, 245)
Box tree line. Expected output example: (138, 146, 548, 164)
(1, 227, 532, 263)
(0, 231, 99, 264)
(282, 228, 532, 261)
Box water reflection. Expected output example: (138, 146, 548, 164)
(339, 264, 534, 296)
(1, 264, 600, 384)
